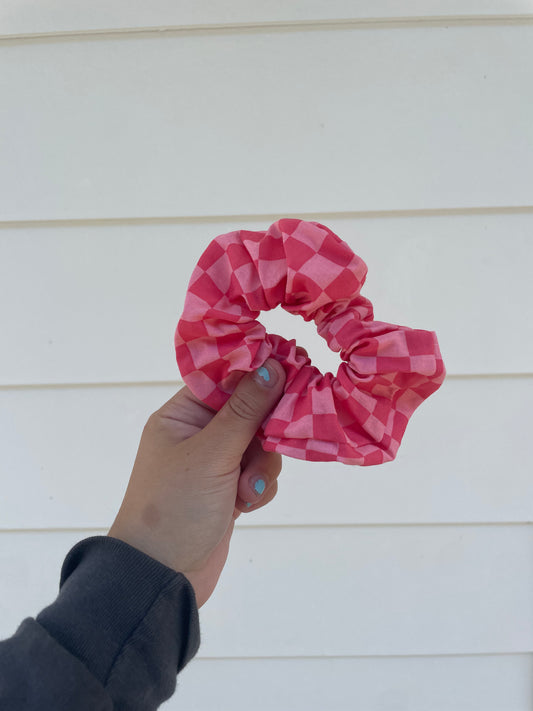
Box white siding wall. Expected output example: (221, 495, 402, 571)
(1, 4, 532, 709)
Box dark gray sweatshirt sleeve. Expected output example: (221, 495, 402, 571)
(0, 535, 201, 710)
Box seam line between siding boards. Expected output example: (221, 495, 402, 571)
(0, 373, 532, 391)
(1, 206, 533, 228)
(169, 651, 533, 660)
(1, 523, 531, 533)
(1, 15, 533, 43)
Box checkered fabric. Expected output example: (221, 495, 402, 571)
(175, 218, 445, 465)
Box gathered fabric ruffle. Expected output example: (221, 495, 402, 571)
(175, 218, 445, 465)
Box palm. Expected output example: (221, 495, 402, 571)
(158, 384, 271, 514)
(155, 385, 276, 607)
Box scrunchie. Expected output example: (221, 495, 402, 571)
(175, 218, 445, 465)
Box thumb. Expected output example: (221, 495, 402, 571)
(201, 358, 286, 462)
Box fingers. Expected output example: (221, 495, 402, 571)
(238, 440, 282, 503)
(201, 359, 286, 470)
(155, 385, 216, 431)
(244, 479, 278, 513)
(236, 437, 282, 513)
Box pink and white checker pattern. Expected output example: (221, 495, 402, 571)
(175, 218, 446, 465)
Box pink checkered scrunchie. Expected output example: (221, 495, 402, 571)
(175, 218, 445, 465)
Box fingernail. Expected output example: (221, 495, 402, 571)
(252, 360, 277, 388)
(253, 478, 266, 496)
(245, 503, 252, 508)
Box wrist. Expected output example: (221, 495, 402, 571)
(107, 523, 176, 574)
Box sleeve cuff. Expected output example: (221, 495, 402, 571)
(36, 535, 201, 704)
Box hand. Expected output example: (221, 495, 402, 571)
(107, 358, 286, 608)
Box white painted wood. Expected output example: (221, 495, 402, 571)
(1, 0, 532, 38)
(1, 213, 532, 385)
(173, 654, 533, 711)
(1, 525, 531, 657)
(1, 9, 531, 702)
(1, 25, 532, 222)
(0, 376, 530, 529)
(178, 524, 533, 657)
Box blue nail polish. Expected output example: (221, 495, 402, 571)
(257, 366, 270, 382)
(253, 479, 266, 495)
(245, 503, 252, 508)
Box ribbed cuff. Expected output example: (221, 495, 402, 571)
(36, 535, 201, 691)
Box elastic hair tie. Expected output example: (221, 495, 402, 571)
(175, 218, 445, 465)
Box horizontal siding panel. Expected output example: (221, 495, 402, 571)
(139, 523, 533, 657)
(0, 377, 531, 529)
(1, 213, 532, 385)
(1, 25, 532, 222)
(1, 1, 532, 38)
(173, 655, 533, 711)
(1, 525, 531, 657)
